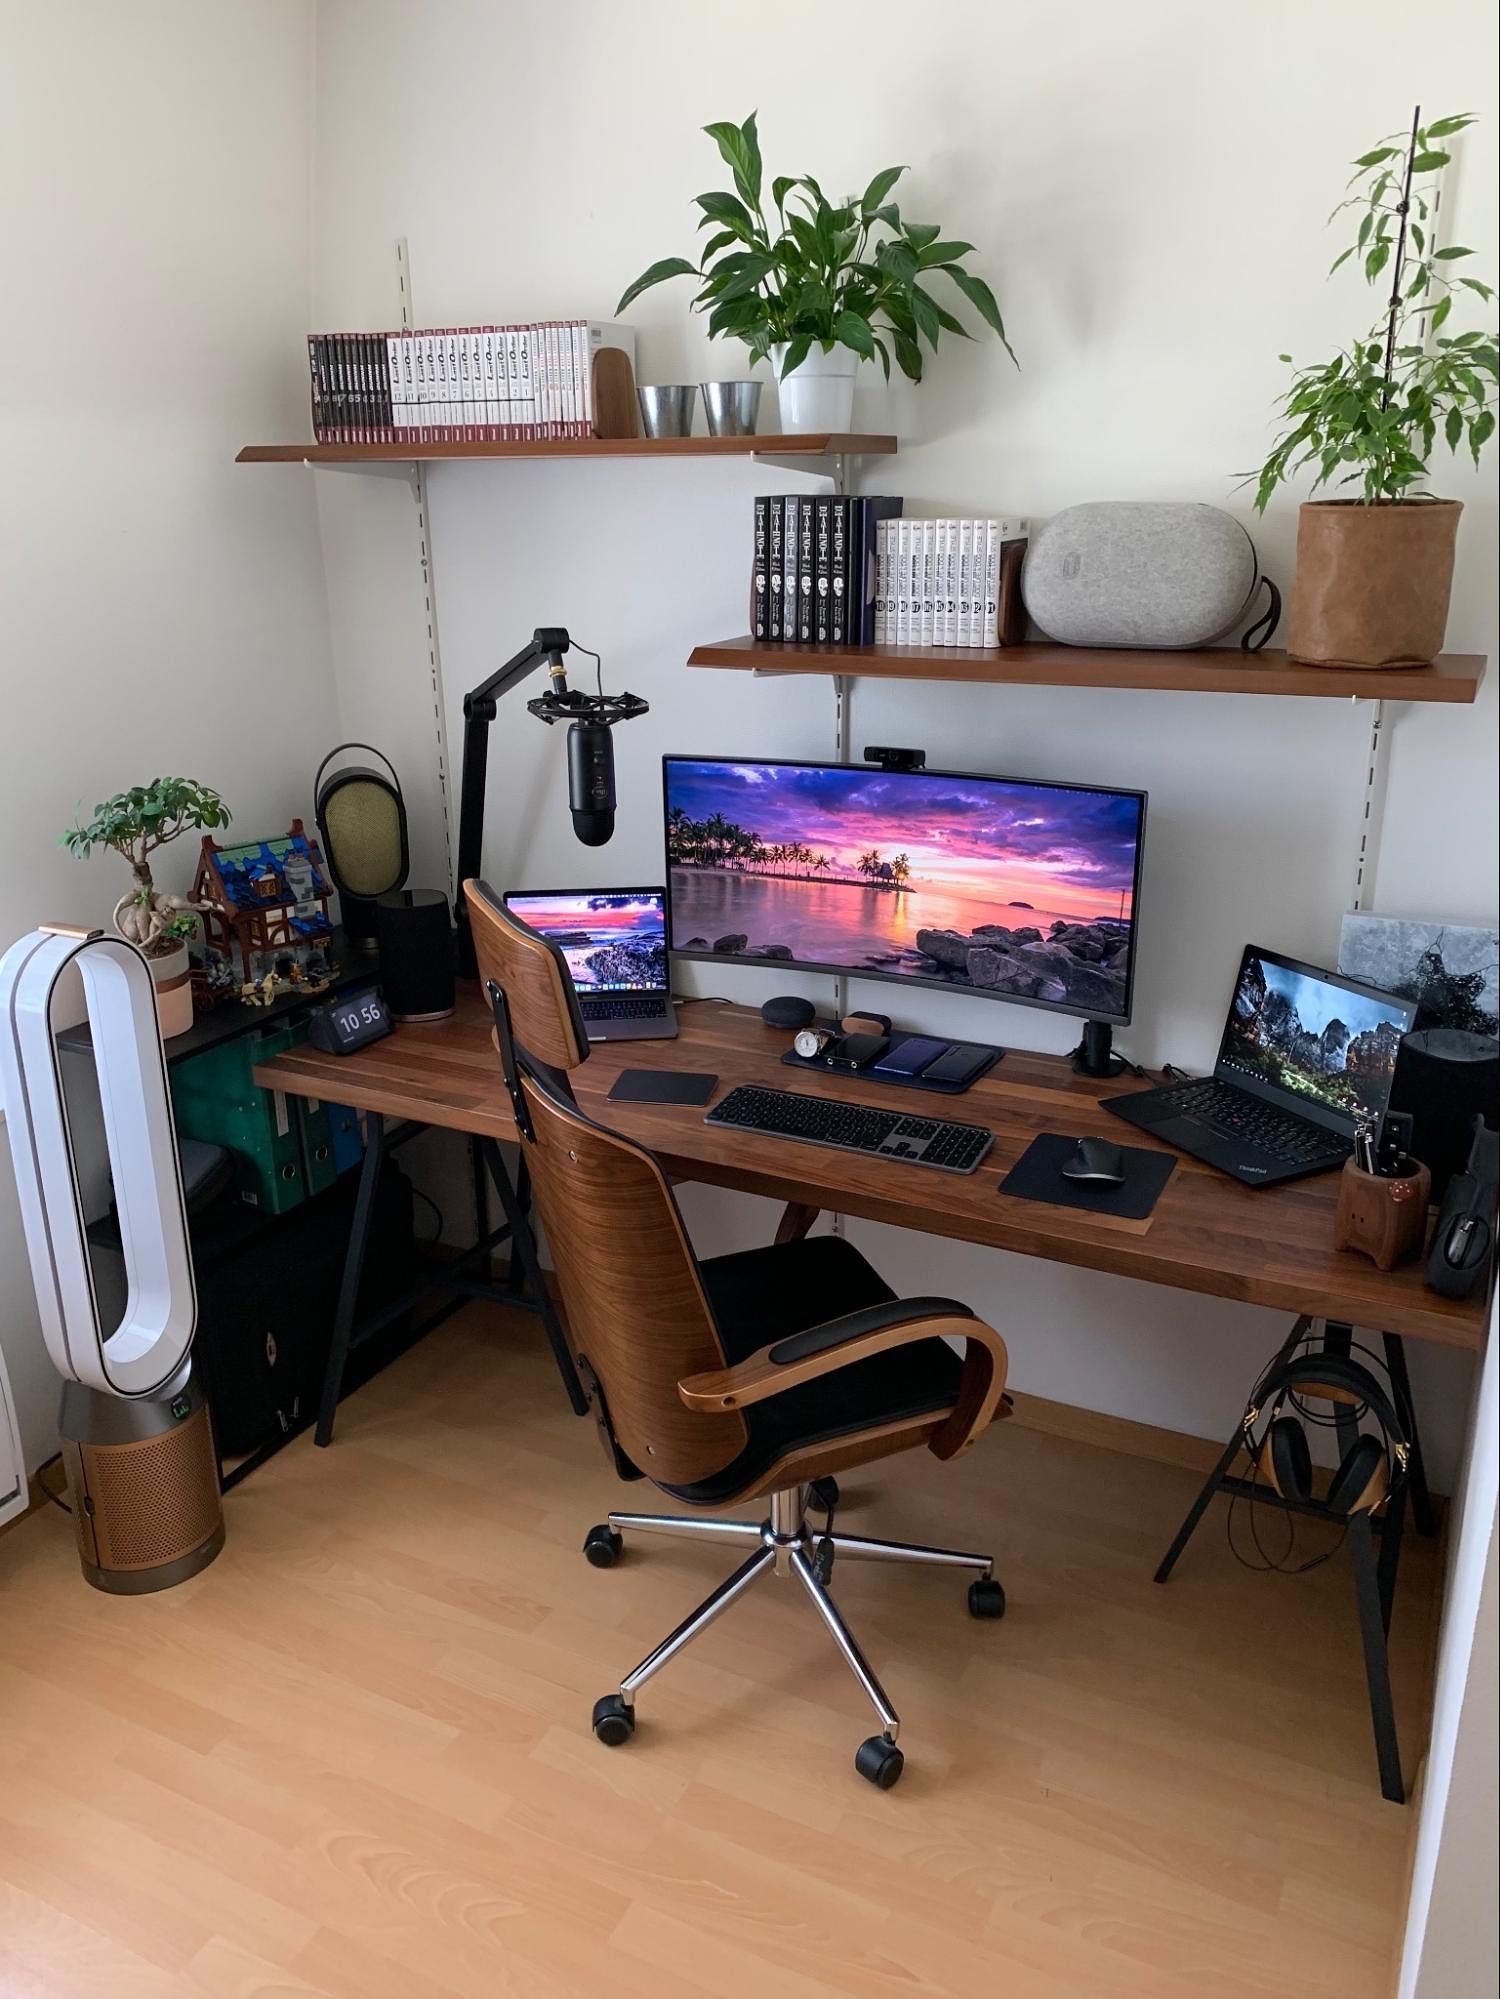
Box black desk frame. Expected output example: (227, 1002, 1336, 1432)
(1155, 1314, 1436, 1804)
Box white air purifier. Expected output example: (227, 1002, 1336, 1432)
(0, 924, 224, 1590)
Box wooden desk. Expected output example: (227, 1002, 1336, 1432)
(255, 990, 1486, 1354)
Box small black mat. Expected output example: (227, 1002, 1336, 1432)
(607, 1068, 718, 1106)
(999, 1132, 1177, 1221)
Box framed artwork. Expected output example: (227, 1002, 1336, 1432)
(1338, 913, 1499, 1037)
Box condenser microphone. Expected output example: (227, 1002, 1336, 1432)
(566, 719, 617, 846)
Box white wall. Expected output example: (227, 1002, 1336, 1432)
(1399, 1311, 1498, 1999)
(0, 0, 336, 1472)
(308, 0, 1498, 1486)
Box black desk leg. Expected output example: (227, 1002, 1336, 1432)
(1382, 1332, 1437, 1537)
(1349, 1512, 1405, 1804)
(480, 1138, 588, 1415)
(506, 1154, 533, 1299)
(315, 1112, 386, 1448)
(1154, 1315, 1310, 1584)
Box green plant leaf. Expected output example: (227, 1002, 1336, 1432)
(892, 331, 923, 381)
(908, 286, 942, 344)
(939, 265, 1017, 363)
(860, 165, 907, 214)
(1445, 405, 1465, 451)
(771, 175, 796, 212)
(1410, 222, 1424, 253)
(1459, 276, 1496, 301)
(1364, 241, 1390, 283)
(1471, 409, 1497, 461)
(871, 333, 892, 382)
(1329, 247, 1356, 274)
(695, 190, 756, 236)
(740, 111, 762, 205)
(832, 311, 875, 358)
(777, 335, 813, 379)
(877, 238, 919, 285)
(699, 229, 739, 261)
(917, 239, 976, 268)
(903, 222, 941, 251)
(1351, 146, 1399, 167)
(1409, 150, 1451, 172)
(1424, 114, 1474, 138)
(1358, 213, 1373, 248)
(1434, 245, 1474, 260)
(614, 256, 700, 315)
(1430, 293, 1452, 331)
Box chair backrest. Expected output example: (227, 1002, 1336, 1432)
(465, 877, 589, 1071)
(503, 1019, 749, 1487)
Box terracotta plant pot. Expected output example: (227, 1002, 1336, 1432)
(147, 942, 195, 1039)
(1287, 497, 1462, 668)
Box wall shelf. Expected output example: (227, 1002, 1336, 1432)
(686, 635, 1487, 705)
(236, 433, 896, 467)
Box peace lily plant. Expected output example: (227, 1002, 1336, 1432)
(618, 112, 1015, 432)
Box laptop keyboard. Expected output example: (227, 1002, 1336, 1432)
(1155, 1079, 1350, 1166)
(581, 995, 669, 1021)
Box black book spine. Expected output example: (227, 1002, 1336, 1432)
(831, 496, 852, 646)
(354, 335, 368, 444)
(331, 335, 346, 444)
(307, 336, 322, 441)
(857, 496, 904, 644)
(367, 333, 381, 443)
(767, 497, 784, 640)
(752, 496, 770, 640)
(782, 496, 800, 642)
(797, 495, 814, 642)
(379, 333, 394, 443)
(814, 497, 834, 646)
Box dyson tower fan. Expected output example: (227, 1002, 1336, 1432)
(0, 924, 224, 1591)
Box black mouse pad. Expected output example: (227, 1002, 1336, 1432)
(607, 1068, 718, 1106)
(999, 1132, 1177, 1221)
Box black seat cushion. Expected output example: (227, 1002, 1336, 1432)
(660, 1235, 965, 1505)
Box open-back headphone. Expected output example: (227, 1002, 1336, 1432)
(1242, 1351, 1409, 1520)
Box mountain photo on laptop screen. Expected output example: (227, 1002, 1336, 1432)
(512, 893, 666, 991)
(1221, 952, 1409, 1117)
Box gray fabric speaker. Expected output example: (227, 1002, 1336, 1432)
(1022, 502, 1269, 648)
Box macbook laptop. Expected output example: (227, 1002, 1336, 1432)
(503, 888, 677, 1042)
(1106, 945, 1417, 1186)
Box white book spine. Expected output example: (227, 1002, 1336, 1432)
(504, 327, 520, 438)
(894, 521, 910, 643)
(385, 335, 402, 437)
(984, 521, 1000, 645)
(955, 518, 972, 645)
(918, 520, 934, 646)
(942, 520, 957, 646)
(447, 331, 463, 442)
(571, 321, 586, 436)
(933, 521, 946, 645)
(426, 331, 443, 442)
(468, 329, 484, 441)
(874, 521, 890, 644)
(481, 327, 498, 439)
(413, 333, 429, 442)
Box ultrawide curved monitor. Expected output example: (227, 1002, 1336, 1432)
(663, 756, 1147, 1025)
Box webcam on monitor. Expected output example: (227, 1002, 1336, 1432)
(863, 745, 926, 772)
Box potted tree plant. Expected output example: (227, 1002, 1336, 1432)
(61, 779, 231, 1038)
(1252, 109, 1497, 668)
(617, 112, 1016, 433)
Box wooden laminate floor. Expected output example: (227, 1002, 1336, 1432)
(0, 1305, 1437, 1999)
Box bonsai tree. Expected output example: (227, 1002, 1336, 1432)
(617, 111, 1016, 383)
(62, 778, 231, 956)
(1253, 109, 1497, 510)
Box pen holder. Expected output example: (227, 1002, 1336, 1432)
(1333, 1156, 1432, 1270)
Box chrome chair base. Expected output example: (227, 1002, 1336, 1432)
(588, 1484, 999, 1780)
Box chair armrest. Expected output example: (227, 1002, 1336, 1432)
(679, 1297, 1009, 1462)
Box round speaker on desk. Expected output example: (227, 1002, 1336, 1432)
(375, 889, 456, 1022)
(1389, 1028, 1500, 1196)
(314, 744, 410, 949)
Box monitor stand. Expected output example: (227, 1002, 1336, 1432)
(1072, 1019, 1128, 1080)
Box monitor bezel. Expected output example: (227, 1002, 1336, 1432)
(1211, 943, 1419, 1136)
(502, 886, 670, 994)
(661, 755, 1148, 1026)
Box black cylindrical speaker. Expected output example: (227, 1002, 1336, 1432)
(1388, 1028, 1500, 1196)
(375, 889, 456, 1022)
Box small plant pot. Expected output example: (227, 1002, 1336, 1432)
(1287, 497, 1462, 668)
(146, 943, 195, 1039)
(771, 343, 857, 434)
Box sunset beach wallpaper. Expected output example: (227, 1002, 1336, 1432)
(664, 758, 1146, 1019)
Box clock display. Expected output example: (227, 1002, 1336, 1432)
(308, 985, 392, 1055)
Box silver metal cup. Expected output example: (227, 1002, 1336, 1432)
(700, 379, 763, 437)
(637, 384, 697, 438)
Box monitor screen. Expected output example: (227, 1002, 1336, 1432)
(1217, 946, 1417, 1125)
(663, 757, 1147, 1023)
(504, 889, 668, 992)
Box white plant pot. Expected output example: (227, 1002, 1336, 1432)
(147, 943, 194, 1040)
(771, 343, 857, 434)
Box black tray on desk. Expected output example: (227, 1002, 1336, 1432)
(781, 1032, 1003, 1097)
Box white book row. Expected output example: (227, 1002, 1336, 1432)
(874, 517, 1026, 647)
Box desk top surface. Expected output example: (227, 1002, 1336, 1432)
(253, 992, 1489, 1352)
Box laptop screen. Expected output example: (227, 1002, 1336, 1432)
(1216, 945, 1418, 1132)
(504, 890, 668, 994)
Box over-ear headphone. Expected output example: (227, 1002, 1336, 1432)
(1243, 1352, 1409, 1519)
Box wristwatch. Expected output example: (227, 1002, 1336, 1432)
(794, 1026, 835, 1060)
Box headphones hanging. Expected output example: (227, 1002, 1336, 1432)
(1242, 1350, 1409, 1521)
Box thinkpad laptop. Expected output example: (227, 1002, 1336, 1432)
(503, 888, 677, 1042)
(1107, 945, 1417, 1186)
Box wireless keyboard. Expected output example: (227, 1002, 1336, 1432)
(706, 1084, 993, 1174)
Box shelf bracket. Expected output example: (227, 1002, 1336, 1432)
(1350, 698, 1391, 912)
(751, 451, 857, 481)
(312, 458, 421, 498)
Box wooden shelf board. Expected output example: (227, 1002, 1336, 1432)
(236, 433, 896, 466)
(687, 636, 1487, 704)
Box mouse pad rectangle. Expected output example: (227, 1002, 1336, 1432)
(1000, 1133, 1177, 1221)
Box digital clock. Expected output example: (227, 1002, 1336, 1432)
(307, 985, 393, 1055)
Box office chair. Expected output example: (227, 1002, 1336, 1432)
(466, 887, 1012, 1789)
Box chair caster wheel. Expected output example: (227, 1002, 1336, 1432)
(855, 1735, 904, 1789)
(583, 1525, 623, 1569)
(810, 1476, 839, 1513)
(968, 1577, 1006, 1619)
(592, 1694, 635, 1746)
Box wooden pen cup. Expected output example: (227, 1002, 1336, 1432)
(1333, 1157, 1432, 1270)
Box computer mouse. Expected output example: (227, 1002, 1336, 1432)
(1062, 1136, 1127, 1186)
